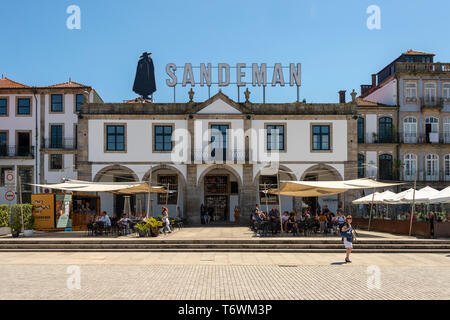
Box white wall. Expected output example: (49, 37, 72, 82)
(251, 119, 348, 162)
(44, 154, 77, 183)
(365, 79, 397, 106)
(88, 119, 188, 163)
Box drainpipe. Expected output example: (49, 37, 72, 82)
(395, 75, 401, 189)
(32, 87, 39, 193)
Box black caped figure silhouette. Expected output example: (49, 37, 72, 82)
(133, 52, 156, 101)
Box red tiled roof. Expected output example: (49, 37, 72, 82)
(45, 81, 90, 88)
(356, 97, 381, 106)
(0, 77, 30, 88)
(402, 49, 435, 56)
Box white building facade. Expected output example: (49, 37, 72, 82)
(0, 77, 102, 204)
(78, 91, 358, 223)
(357, 50, 450, 189)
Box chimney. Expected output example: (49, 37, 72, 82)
(371, 74, 377, 87)
(339, 90, 346, 104)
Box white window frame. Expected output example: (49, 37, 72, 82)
(442, 83, 450, 102)
(444, 118, 450, 144)
(405, 82, 417, 102)
(403, 117, 417, 143)
(445, 154, 450, 181)
(404, 154, 417, 181)
(424, 82, 437, 104)
(426, 154, 439, 181)
(425, 117, 439, 133)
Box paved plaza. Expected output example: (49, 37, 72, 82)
(0, 251, 448, 300)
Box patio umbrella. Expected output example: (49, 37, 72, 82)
(428, 186, 450, 203)
(388, 186, 439, 204)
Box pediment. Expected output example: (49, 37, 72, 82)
(188, 91, 250, 114)
(197, 99, 242, 114)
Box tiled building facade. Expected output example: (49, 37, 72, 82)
(357, 50, 450, 190)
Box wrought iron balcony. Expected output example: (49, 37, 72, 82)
(420, 97, 444, 110)
(0, 145, 35, 158)
(401, 170, 450, 182)
(398, 132, 450, 144)
(363, 133, 398, 144)
(43, 138, 77, 150)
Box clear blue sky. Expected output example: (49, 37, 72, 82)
(1, 0, 449, 103)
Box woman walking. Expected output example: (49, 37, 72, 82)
(340, 215, 357, 263)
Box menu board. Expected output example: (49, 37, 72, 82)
(31, 194, 55, 229)
(55, 194, 72, 228)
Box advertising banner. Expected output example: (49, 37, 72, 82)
(31, 194, 55, 229)
(55, 194, 72, 228)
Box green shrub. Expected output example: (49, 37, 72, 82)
(135, 222, 150, 231)
(10, 204, 33, 230)
(10, 211, 22, 231)
(0, 205, 10, 227)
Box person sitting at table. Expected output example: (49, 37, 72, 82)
(118, 214, 130, 229)
(287, 211, 299, 234)
(282, 211, 290, 233)
(99, 211, 111, 227)
(268, 206, 280, 235)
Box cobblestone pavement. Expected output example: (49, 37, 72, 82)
(0, 252, 449, 300)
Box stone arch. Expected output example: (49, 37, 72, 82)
(300, 164, 343, 181)
(300, 164, 344, 215)
(252, 164, 297, 186)
(197, 164, 243, 189)
(140, 164, 188, 218)
(141, 164, 187, 187)
(92, 165, 139, 218)
(93, 164, 139, 182)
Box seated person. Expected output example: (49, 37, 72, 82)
(282, 211, 290, 232)
(118, 215, 130, 227)
(96, 211, 111, 227)
(287, 212, 299, 234)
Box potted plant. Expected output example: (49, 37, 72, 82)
(147, 218, 162, 237)
(9, 211, 22, 238)
(0, 205, 11, 236)
(19, 204, 34, 237)
(134, 222, 150, 237)
(372, 132, 378, 143)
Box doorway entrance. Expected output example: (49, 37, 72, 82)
(205, 195, 228, 221)
(204, 175, 229, 221)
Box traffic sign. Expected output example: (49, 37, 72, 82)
(5, 190, 15, 202)
(4, 170, 15, 191)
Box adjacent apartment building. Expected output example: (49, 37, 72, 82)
(0, 76, 102, 204)
(356, 50, 450, 190)
(77, 90, 358, 223)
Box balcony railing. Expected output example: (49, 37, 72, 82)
(396, 62, 450, 73)
(420, 97, 444, 109)
(43, 138, 77, 150)
(363, 133, 398, 144)
(398, 132, 450, 144)
(194, 148, 245, 163)
(401, 170, 450, 182)
(0, 146, 35, 158)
